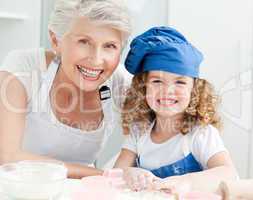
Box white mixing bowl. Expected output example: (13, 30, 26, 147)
(0, 160, 67, 200)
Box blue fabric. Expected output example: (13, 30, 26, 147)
(136, 153, 203, 179)
(125, 26, 203, 78)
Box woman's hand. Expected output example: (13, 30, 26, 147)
(153, 175, 191, 194)
(123, 167, 160, 191)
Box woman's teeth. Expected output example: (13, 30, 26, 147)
(77, 65, 102, 78)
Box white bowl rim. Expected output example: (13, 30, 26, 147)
(0, 160, 68, 183)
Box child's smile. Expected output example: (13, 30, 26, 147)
(146, 71, 194, 117)
(157, 98, 178, 107)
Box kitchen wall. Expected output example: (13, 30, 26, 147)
(168, 0, 253, 178)
(0, 0, 252, 178)
(0, 0, 41, 63)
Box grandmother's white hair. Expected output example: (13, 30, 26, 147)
(48, 0, 132, 45)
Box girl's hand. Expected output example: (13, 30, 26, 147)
(123, 167, 160, 191)
(153, 175, 191, 194)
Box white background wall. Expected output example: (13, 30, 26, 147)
(0, 0, 252, 178)
(168, 0, 253, 178)
(0, 0, 41, 63)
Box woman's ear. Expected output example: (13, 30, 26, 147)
(49, 30, 60, 54)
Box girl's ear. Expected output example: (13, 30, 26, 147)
(49, 30, 61, 55)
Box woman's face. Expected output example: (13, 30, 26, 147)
(146, 71, 194, 118)
(56, 17, 123, 91)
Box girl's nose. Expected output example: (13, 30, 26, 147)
(167, 84, 176, 94)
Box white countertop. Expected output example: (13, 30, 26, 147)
(0, 179, 82, 200)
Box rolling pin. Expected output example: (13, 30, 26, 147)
(218, 179, 253, 200)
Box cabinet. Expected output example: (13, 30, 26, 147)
(0, 0, 41, 63)
(168, 0, 253, 178)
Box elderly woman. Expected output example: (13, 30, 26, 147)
(0, 0, 131, 178)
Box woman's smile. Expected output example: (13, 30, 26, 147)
(76, 65, 104, 81)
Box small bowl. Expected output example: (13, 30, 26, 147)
(0, 160, 67, 200)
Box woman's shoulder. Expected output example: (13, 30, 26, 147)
(1, 48, 47, 73)
(0, 48, 50, 101)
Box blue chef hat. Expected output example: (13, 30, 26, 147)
(125, 26, 203, 78)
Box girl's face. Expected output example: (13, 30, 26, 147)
(55, 17, 122, 91)
(146, 71, 194, 118)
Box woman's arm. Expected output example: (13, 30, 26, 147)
(0, 72, 102, 179)
(10, 152, 103, 179)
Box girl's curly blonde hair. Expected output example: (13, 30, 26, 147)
(122, 72, 222, 135)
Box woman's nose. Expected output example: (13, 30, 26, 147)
(89, 48, 104, 66)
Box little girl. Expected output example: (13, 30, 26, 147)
(114, 26, 238, 192)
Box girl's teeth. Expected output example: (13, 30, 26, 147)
(159, 100, 177, 104)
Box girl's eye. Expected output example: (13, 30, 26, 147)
(152, 80, 162, 83)
(176, 80, 187, 85)
(105, 43, 117, 49)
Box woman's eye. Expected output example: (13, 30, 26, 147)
(79, 39, 89, 45)
(176, 80, 187, 85)
(105, 43, 117, 49)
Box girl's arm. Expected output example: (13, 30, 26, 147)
(0, 72, 102, 179)
(185, 151, 238, 192)
(155, 151, 238, 193)
(114, 148, 137, 168)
